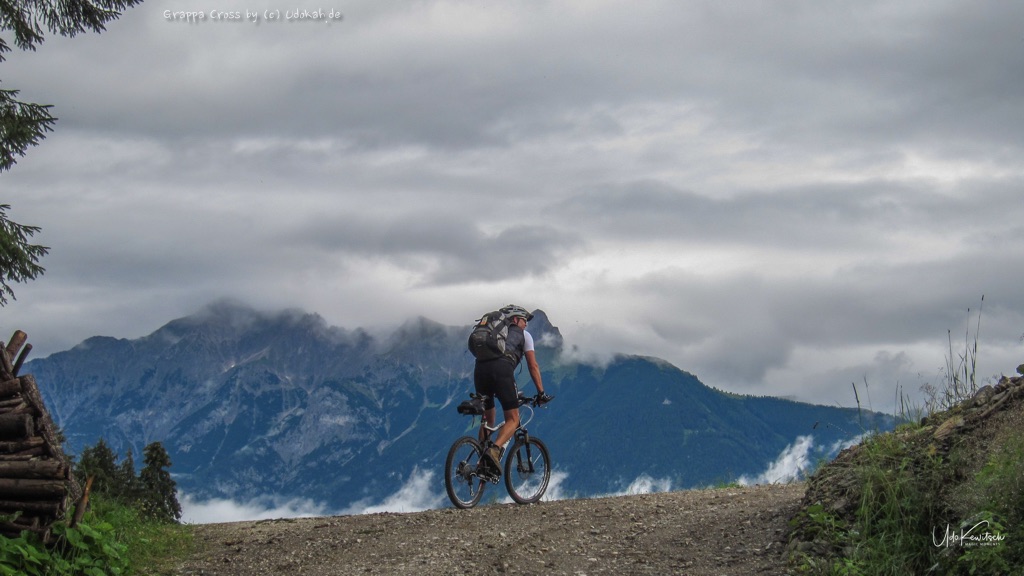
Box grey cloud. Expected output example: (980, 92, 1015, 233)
(12, 1, 1020, 157)
(554, 178, 1011, 251)
(784, 351, 923, 411)
(613, 245, 1024, 393)
(4, 0, 1024, 412)
(292, 213, 584, 284)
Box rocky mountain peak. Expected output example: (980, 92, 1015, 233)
(527, 309, 563, 349)
(28, 301, 878, 513)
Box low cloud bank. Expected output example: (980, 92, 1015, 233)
(339, 466, 447, 515)
(180, 466, 668, 523)
(737, 433, 861, 487)
(181, 466, 446, 524)
(738, 435, 815, 486)
(185, 444, 848, 524)
(618, 474, 674, 495)
(180, 494, 331, 525)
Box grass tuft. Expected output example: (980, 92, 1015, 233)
(0, 495, 193, 576)
(791, 297, 1024, 574)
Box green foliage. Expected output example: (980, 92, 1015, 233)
(2, 0, 144, 172)
(800, 503, 848, 545)
(0, 531, 50, 575)
(85, 495, 194, 574)
(0, 91, 55, 172)
(76, 439, 120, 496)
(844, 434, 938, 574)
(794, 425, 1024, 575)
(52, 520, 129, 575)
(0, 438, 190, 573)
(792, 298, 1015, 574)
(0, 0, 144, 55)
(971, 430, 1024, 569)
(0, 495, 193, 576)
(0, 203, 48, 306)
(798, 433, 940, 574)
(138, 442, 182, 523)
(115, 449, 140, 498)
(2, 0, 144, 301)
(951, 511, 1012, 576)
(920, 297, 984, 414)
(975, 430, 1024, 525)
(0, 517, 127, 576)
(75, 439, 182, 524)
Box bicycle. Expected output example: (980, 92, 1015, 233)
(444, 392, 553, 509)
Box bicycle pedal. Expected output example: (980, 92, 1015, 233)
(475, 462, 500, 483)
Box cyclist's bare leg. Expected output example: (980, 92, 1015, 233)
(494, 407, 520, 449)
(479, 407, 496, 443)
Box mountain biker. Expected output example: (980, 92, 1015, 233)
(474, 305, 548, 472)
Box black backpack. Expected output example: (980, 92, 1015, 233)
(467, 309, 511, 361)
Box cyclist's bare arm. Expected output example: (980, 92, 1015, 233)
(524, 350, 544, 394)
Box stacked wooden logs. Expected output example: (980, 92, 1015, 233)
(0, 330, 80, 540)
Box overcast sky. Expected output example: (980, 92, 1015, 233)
(4, 0, 1024, 413)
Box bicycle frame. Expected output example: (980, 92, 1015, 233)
(446, 392, 552, 508)
(477, 398, 536, 442)
(476, 398, 541, 478)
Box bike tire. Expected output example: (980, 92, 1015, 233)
(503, 437, 551, 504)
(445, 436, 486, 509)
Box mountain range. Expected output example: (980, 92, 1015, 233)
(25, 300, 891, 510)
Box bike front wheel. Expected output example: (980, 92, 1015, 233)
(503, 437, 551, 504)
(445, 436, 486, 509)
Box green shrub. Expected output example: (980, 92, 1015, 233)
(849, 435, 939, 574)
(791, 300, 1024, 575)
(0, 519, 126, 576)
(75, 441, 181, 524)
(795, 420, 1024, 575)
(970, 430, 1024, 571)
(0, 495, 192, 576)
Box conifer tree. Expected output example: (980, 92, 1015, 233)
(75, 438, 119, 495)
(1, 0, 143, 167)
(116, 447, 141, 500)
(1, 0, 143, 302)
(139, 441, 182, 522)
(0, 203, 47, 305)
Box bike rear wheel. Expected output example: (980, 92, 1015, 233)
(445, 436, 486, 509)
(503, 437, 551, 504)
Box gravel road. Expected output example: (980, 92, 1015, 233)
(175, 482, 803, 576)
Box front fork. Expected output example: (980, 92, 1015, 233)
(510, 429, 534, 474)
(478, 419, 534, 472)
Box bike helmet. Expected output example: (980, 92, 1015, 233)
(502, 304, 534, 322)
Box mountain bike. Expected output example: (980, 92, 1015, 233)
(444, 392, 553, 509)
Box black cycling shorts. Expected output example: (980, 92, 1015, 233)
(474, 359, 519, 412)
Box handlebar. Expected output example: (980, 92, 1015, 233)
(525, 392, 554, 408)
(463, 392, 553, 433)
(468, 391, 554, 409)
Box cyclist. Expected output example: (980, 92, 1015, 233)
(474, 305, 548, 472)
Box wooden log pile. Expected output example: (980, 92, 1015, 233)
(0, 330, 80, 540)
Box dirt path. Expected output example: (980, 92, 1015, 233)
(175, 483, 803, 576)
